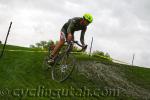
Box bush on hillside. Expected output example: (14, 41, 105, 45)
(92, 50, 105, 57)
(30, 40, 56, 50)
(92, 50, 112, 61)
(29, 45, 35, 48)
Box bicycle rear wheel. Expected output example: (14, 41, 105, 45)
(51, 53, 75, 82)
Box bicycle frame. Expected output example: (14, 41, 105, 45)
(65, 41, 87, 53)
(44, 40, 87, 82)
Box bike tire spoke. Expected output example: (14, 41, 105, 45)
(51, 52, 75, 82)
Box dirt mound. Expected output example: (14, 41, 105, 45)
(77, 61, 150, 99)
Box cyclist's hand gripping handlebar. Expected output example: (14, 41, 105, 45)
(73, 41, 88, 52)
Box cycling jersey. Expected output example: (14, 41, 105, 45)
(60, 17, 87, 42)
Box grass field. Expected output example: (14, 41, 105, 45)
(0, 44, 150, 100)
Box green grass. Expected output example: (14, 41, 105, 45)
(0, 44, 42, 51)
(0, 45, 150, 100)
(120, 66, 150, 90)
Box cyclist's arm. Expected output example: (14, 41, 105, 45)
(80, 27, 87, 46)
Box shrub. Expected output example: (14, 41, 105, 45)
(92, 50, 105, 57)
(92, 50, 112, 62)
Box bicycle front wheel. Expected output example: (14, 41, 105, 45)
(51, 53, 76, 82)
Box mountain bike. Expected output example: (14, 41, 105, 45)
(43, 41, 87, 82)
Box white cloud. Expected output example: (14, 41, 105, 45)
(0, 0, 150, 68)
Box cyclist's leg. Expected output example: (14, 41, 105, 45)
(50, 32, 66, 60)
(67, 32, 74, 50)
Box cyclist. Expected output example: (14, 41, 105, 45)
(48, 13, 93, 64)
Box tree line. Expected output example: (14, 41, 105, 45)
(29, 40, 56, 50)
(30, 40, 112, 61)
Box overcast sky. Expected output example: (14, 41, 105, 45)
(0, 0, 150, 68)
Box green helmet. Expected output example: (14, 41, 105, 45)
(83, 13, 93, 23)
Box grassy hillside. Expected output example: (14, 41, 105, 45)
(0, 44, 150, 100)
(0, 44, 42, 51)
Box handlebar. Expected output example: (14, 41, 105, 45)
(66, 41, 87, 52)
(73, 41, 83, 47)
